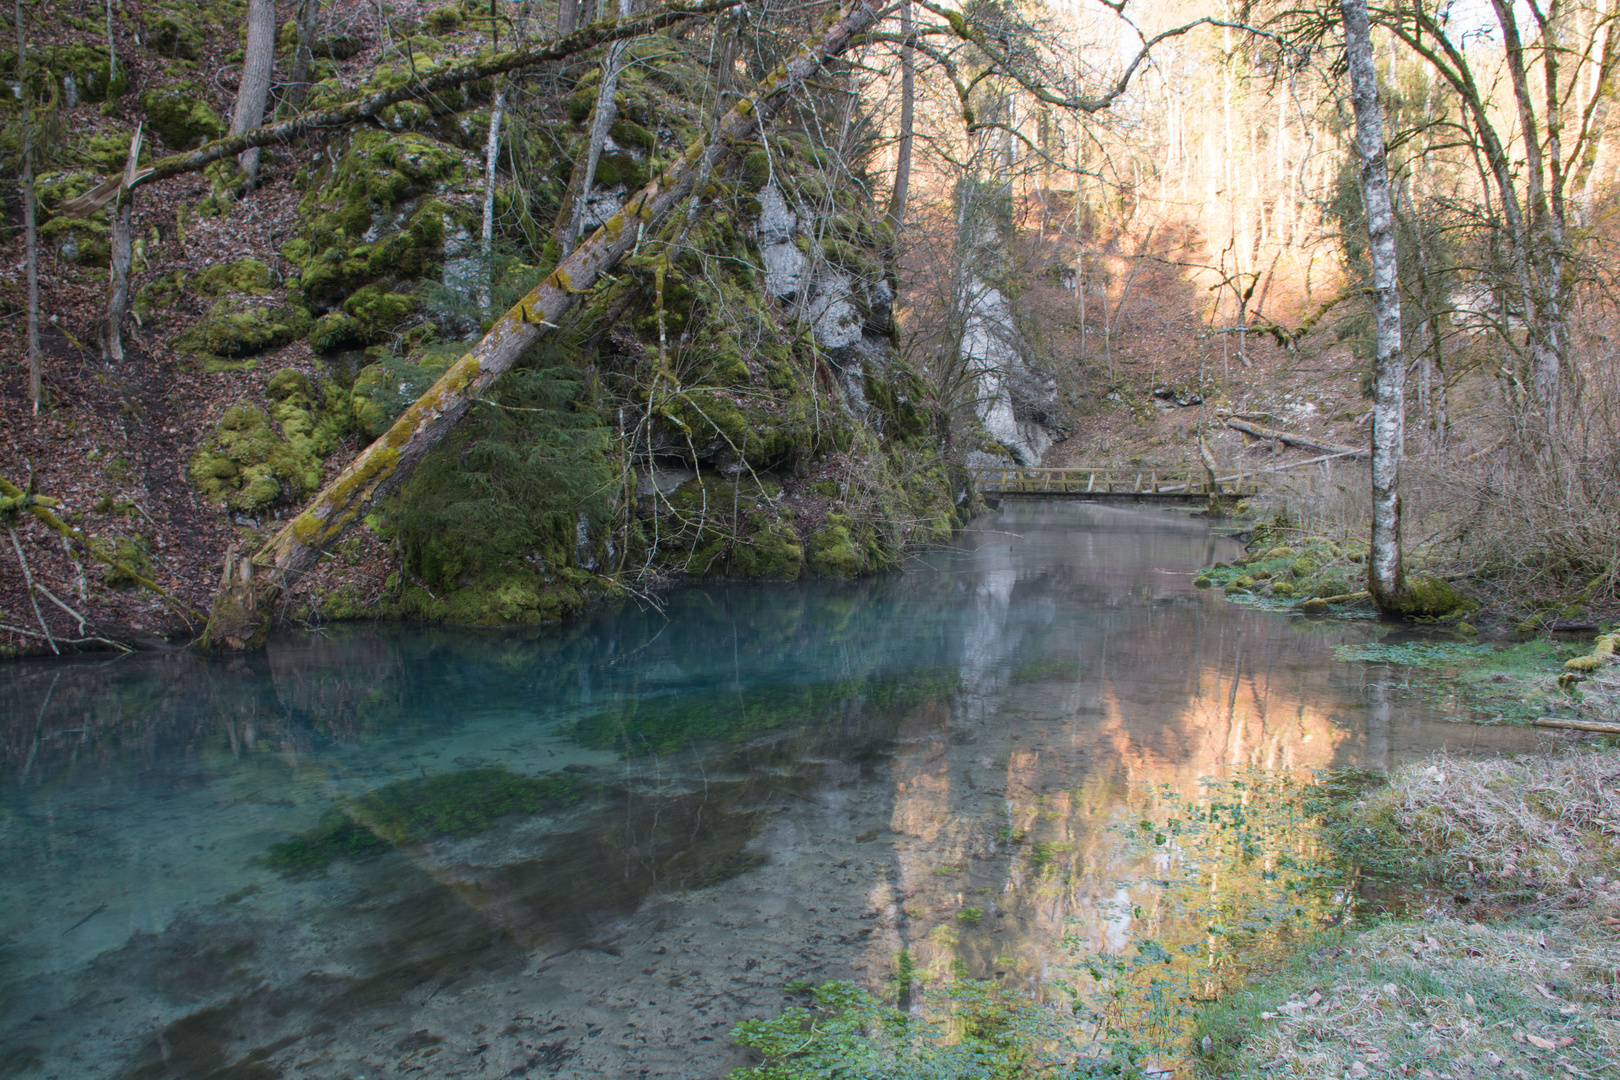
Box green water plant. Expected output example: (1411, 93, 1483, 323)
(262, 767, 590, 876)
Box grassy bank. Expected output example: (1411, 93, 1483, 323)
(1196, 749, 1620, 1078)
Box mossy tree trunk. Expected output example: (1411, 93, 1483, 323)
(202, 0, 885, 650)
(1343, 0, 1408, 614)
(99, 127, 144, 364)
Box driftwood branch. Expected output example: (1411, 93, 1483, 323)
(1225, 417, 1367, 458)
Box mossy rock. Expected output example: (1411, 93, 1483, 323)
(188, 404, 322, 512)
(141, 6, 205, 60)
(729, 516, 803, 580)
(391, 567, 590, 625)
(177, 299, 312, 358)
(313, 34, 364, 60)
(198, 258, 274, 295)
(342, 284, 418, 341)
(423, 6, 462, 33)
(38, 215, 110, 266)
(309, 312, 360, 352)
(266, 367, 352, 460)
(806, 516, 863, 578)
(139, 82, 225, 149)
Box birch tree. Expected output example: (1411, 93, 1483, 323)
(203, 0, 884, 649)
(1342, 0, 1409, 613)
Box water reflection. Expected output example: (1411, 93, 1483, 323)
(0, 504, 1548, 1079)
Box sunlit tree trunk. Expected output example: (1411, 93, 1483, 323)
(232, 0, 277, 189)
(1344, 0, 1409, 613)
(885, 0, 913, 235)
(203, 0, 885, 650)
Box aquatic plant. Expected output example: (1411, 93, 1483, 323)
(261, 767, 591, 876)
(571, 669, 958, 756)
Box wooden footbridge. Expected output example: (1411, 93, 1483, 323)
(967, 466, 1263, 503)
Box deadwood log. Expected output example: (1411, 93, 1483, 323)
(202, 0, 883, 650)
(1225, 417, 1367, 459)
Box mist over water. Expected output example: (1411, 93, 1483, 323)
(0, 503, 1546, 1079)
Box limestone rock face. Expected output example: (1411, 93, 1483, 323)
(752, 182, 896, 418)
(960, 273, 1066, 467)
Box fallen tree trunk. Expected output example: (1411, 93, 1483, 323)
(1225, 417, 1367, 458)
(1532, 717, 1620, 735)
(57, 0, 733, 218)
(203, 0, 883, 650)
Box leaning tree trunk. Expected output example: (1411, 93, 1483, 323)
(100, 126, 145, 363)
(1343, 0, 1408, 614)
(558, 0, 633, 258)
(202, 0, 884, 649)
(231, 0, 278, 189)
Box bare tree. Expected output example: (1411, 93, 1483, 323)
(558, 0, 633, 258)
(287, 0, 323, 110)
(1342, 0, 1408, 613)
(14, 0, 40, 409)
(231, 0, 277, 189)
(885, 0, 914, 235)
(99, 127, 144, 363)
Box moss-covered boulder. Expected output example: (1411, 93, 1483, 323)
(133, 272, 186, 325)
(729, 515, 803, 580)
(189, 405, 321, 512)
(266, 368, 351, 460)
(89, 536, 153, 588)
(806, 515, 863, 577)
(39, 215, 110, 266)
(176, 299, 311, 359)
(198, 258, 274, 295)
(142, 4, 206, 59)
(140, 83, 225, 150)
(391, 567, 594, 625)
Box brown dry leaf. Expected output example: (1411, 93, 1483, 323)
(1525, 1033, 1557, 1050)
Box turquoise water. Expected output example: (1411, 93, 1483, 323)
(0, 504, 1546, 1079)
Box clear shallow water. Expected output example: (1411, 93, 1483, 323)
(0, 503, 1549, 1080)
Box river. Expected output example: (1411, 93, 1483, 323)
(0, 503, 1548, 1079)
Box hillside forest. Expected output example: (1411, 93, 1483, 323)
(3, 0, 1619, 650)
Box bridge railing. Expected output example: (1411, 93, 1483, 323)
(966, 467, 1263, 497)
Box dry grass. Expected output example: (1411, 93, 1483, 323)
(1197, 750, 1620, 1079)
(1362, 751, 1620, 888)
(1198, 912, 1620, 1078)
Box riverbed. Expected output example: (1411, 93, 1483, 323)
(0, 503, 1550, 1079)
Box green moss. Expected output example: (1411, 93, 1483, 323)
(574, 670, 959, 757)
(132, 274, 183, 323)
(423, 5, 462, 33)
(141, 6, 205, 60)
(198, 258, 273, 295)
(38, 215, 110, 266)
(729, 516, 803, 580)
(176, 299, 312, 358)
(262, 811, 388, 876)
(88, 536, 153, 588)
(139, 82, 224, 149)
(188, 391, 343, 513)
(342, 284, 418, 341)
(309, 312, 359, 352)
(806, 516, 862, 578)
(1385, 576, 1467, 618)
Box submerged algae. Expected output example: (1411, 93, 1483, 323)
(263, 767, 591, 876)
